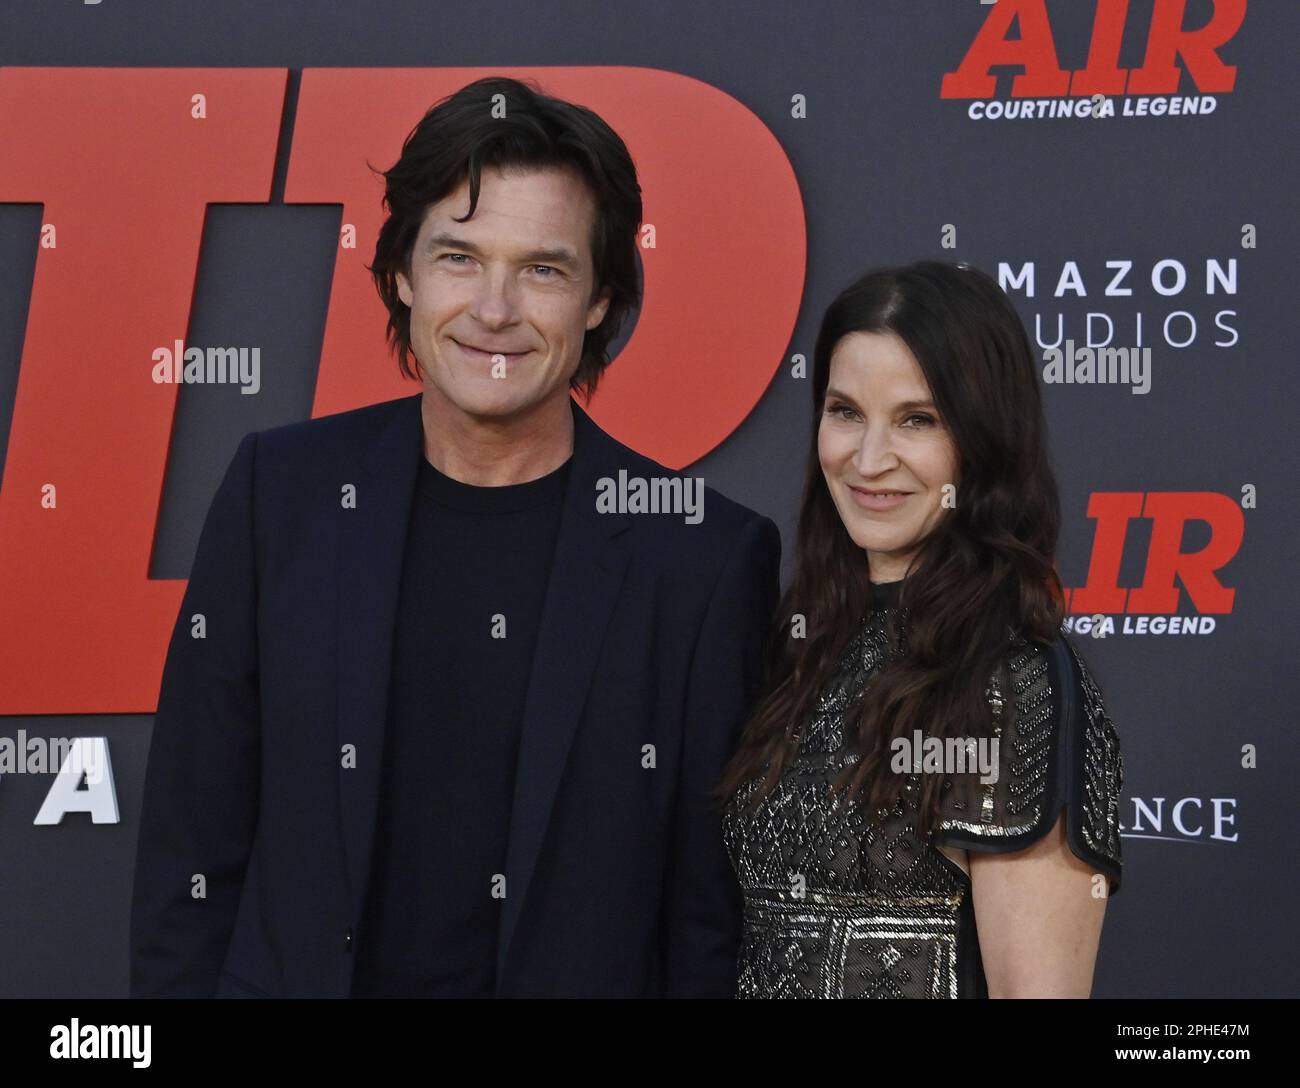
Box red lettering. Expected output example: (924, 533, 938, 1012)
(944, 0, 1246, 100)
(1067, 492, 1144, 614)
(1128, 0, 1246, 95)
(0, 68, 286, 713)
(1066, 491, 1242, 615)
(1127, 492, 1241, 613)
(940, 0, 1071, 99)
(1070, 0, 1131, 96)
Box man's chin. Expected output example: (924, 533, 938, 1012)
(425, 382, 568, 425)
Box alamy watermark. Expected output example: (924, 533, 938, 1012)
(595, 470, 704, 524)
(0, 730, 104, 781)
(890, 729, 1000, 784)
(1042, 339, 1150, 394)
(50, 1019, 150, 1068)
(151, 339, 261, 394)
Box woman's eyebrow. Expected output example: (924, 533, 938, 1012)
(824, 389, 936, 413)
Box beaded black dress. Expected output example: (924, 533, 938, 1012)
(721, 577, 1124, 998)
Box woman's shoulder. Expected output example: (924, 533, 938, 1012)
(1051, 633, 1125, 889)
(932, 630, 1125, 894)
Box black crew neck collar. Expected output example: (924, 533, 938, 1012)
(869, 574, 911, 610)
(416, 452, 572, 513)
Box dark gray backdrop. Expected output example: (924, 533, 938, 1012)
(0, 0, 1295, 998)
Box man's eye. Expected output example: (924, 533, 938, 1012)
(441, 253, 471, 265)
(532, 265, 558, 277)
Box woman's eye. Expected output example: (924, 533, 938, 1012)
(825, 402, 858, 421)
(905, 414, 936, 427)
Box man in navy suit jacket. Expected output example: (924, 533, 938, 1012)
(129, 76, 780, 997)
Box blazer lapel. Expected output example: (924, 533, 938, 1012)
(496, 400, 632, 990)
(335, 392, 424, 927)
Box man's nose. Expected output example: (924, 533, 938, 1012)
(469, 267, 519, 327)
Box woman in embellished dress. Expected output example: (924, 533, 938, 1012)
(719, 261, 1124, 999)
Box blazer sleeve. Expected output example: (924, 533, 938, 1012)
(129, 431, 263, 996)
(660, 513, 781, 996)
(932, 632, 1124, 895)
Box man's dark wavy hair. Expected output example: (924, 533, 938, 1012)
(367, 76, 643, 399)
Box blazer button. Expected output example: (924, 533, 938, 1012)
(345, 927, 353, 951)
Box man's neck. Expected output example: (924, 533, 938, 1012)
(420, 390, 575, 486)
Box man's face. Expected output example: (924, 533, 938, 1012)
(396, 165, 612, 424)
(817, 331, 960, 583)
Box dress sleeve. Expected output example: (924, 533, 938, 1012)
(931, 632, 1124, 895)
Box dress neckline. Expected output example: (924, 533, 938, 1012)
(868, 575, 910, 610)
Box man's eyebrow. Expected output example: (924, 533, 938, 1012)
(424, 231, 581, 269)
(425, 231, 484, 256)
(518, 245, 582, 269)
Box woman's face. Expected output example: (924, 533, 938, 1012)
(818, 330, 960, 583)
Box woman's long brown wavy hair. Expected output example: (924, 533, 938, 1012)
(717, 261, 1067, 837)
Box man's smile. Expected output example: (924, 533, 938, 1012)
(451, 338, 534, 362)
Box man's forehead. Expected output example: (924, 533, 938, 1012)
(424, 168, 590, 227)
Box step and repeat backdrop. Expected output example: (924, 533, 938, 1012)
(0, 1, 1293, 997)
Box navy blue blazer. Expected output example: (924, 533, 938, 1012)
(129, 392, 781, 998)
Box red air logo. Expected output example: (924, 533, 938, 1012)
(941, 0, 1246, 117)
(1064, 491, 1242, 625)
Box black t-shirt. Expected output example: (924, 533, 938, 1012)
(350, 450, 571, 997)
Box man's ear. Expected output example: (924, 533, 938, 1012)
(396, 266, 413, 308)
(586, 285, 612, 330)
